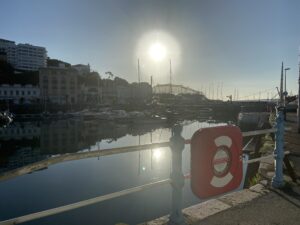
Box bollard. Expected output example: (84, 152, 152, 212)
(271, 107, 285, 188)
(168, 125, 186, 225)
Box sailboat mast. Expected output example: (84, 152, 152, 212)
(169, 59, 172, 94)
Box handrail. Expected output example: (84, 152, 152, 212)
(0, 179, 171, 225)
(0, 141, 170, 182)
(0, 127, 281, 225)
(242, 128, 277, 137)
(184, 128, 277, 144)
(245, 151, 290, 164)
(0, 128, 278, 182)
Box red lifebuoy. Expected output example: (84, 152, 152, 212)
(191, 125, 243, 198)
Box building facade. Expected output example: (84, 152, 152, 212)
(0, 38, 47, 71)
(39, 67, 79, 105)
(0, 84, 40, 104)
(72, 64, 90, 75)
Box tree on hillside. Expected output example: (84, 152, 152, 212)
(105, 71, 114, 79)
(0, 60, 14, 75)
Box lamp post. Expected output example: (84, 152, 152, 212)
(283, 67, 290, 121)
(284, 68, 290, 95)
(298, 61, 300, 133)
(280, 62, 284, 104)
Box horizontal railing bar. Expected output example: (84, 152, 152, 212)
(245, 151, 290, 164)
(183, 151, 291, 180)
(0, 128, 283, 182)
(241, 128, 277, 137)
(0, 179, 171, 225)
(0, 142, 170, 182)
(184, 128, 278, 144)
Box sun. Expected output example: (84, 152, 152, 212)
(148, 42, 167, 62)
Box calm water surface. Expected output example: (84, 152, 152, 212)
(0, 118, 227, 225)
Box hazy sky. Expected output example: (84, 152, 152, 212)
(1, 0, 300, 99)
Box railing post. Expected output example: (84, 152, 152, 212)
(168, 125, 186, 225)
(271, 106, 285, 188)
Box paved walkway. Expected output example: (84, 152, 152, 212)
(141, 112, 300, 225)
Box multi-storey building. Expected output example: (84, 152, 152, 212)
(0, 39, 16, 65)
(16, 44, 47, 71)
(0, 84, 40, 104)
(0, 49, 7, 61)
(72, 64, 90, 75)
(0, 38, 47, 71)
(39, 66, 79, 105)
(78, 72, 101, 105)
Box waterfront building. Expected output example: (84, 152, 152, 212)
(0, 48, 7, 61)
(72, 64, 90, 75)
(0, 84, 40, 104)
(0, 38, 47, 71)
(100, 78, 152, 105)
(78, 72, 101, 105)
(39, 67, 79, 105)
(101, 79, 117, 104)
(116, 85, 131, 104)
(131, 82, 152, 102)
(47, 58, 71, 68)
(0, 39, 16, 66)
(153, 84, 201, 95)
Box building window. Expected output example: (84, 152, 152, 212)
(16, 90, 19, 95)
(52, 77, 58, 84)
(4, 90, 7, 95)
(10, 90, 13, 95)
(28, 91, 31, 95)
(22, 91, 25, 95)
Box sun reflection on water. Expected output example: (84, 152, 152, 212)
(153, 148, 163, 162)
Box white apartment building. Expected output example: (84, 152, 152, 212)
(0, 84, 40, 104)
(0, 39, 16, 65)
(0, 38, 47, 71)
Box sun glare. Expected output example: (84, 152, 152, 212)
(153, 148, 163, 161)
(148, 42, 167, 62)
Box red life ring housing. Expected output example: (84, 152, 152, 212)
(191, 125, 243, 198)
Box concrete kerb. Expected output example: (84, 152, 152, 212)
(139, 184, 269, 225)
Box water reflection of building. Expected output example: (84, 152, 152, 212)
(0, 122, 40, 140)
(0, 119, 171, 174)
(0, 84, 40, 104)
(40, 120, 81, 154)
(0, 147, 46, 173)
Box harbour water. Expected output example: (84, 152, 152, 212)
(0, 118, 228, 225)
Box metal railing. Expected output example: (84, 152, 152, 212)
(0, 107, 286, 225)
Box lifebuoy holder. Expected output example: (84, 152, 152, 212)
(191, 125, 243, 198)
